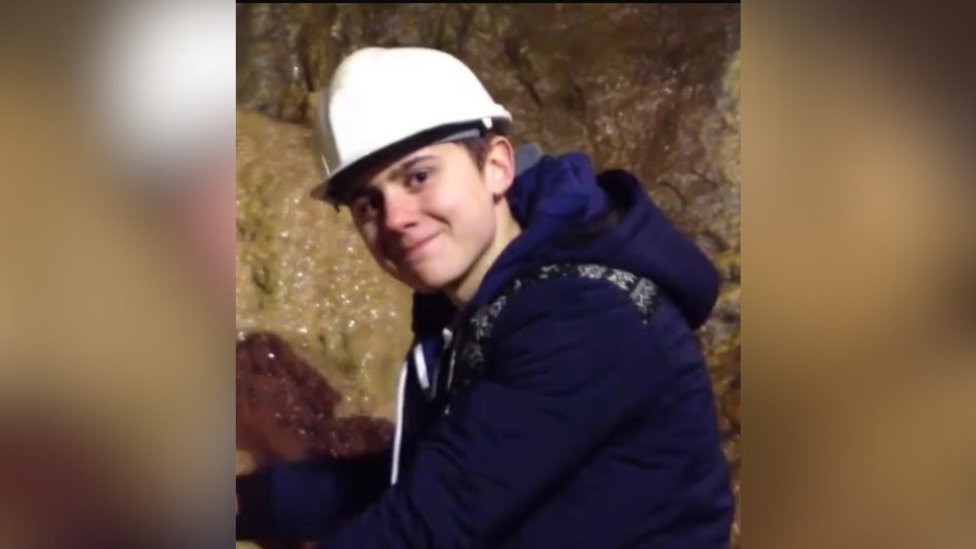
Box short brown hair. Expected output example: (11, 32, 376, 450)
(455, 132, 499, 171)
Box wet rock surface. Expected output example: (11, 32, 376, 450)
(237, 332, 394, 466)
(237, 4, 740, 547)
(236, 106, 413, 421)
(236, 332, 393, 549)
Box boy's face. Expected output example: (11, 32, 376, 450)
(347, 138, 514, 295)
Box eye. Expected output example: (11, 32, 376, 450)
(405, 169, 430, 189)
(349, 191, 381, 221)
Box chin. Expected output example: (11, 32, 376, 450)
(399, 264, 464, 294)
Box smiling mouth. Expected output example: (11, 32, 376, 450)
(397, 234, 438, 261)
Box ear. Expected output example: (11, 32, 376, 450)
(483, 135, 516, 198)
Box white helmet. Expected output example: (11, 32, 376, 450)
(312, 47, 512, 204)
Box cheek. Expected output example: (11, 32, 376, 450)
(356, 224, 404, 282)
(428, 181, 493, 236)
(356, 224, 384, 261)
(457, 193, 497, 248)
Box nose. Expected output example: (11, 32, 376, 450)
(381, 188, 419, 233)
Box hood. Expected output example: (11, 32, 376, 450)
(412, 146, 720, 340)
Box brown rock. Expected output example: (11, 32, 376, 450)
(236, 332, 393, 549)
(236, 331, 394, 466)
(236, 107, 413, 420)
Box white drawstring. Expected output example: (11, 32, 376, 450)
(391, 332, 452, 485)
(442, 328, 456, 392)
(413, 342, 430, 391)
(390, 360, 408, 485)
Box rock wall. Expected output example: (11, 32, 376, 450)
(236, 106, 412, 421)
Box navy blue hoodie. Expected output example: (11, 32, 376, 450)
(237, 148, 734, 548)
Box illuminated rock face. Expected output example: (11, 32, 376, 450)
(237, 4, 740, 548)
(236, 106, 414, 422)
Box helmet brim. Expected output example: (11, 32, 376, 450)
(310, 117, 511, 205)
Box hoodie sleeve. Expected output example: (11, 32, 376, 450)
(314, 277, 666, 548)
(236, 450, 391, 541)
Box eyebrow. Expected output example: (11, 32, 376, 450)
(346, 154, 438, 203)
(392, 154, 437, 178)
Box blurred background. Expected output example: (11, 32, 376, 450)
(0, 1, 233, 547)
(746, 3, 976, 548)
(0, 1, 972, 549)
